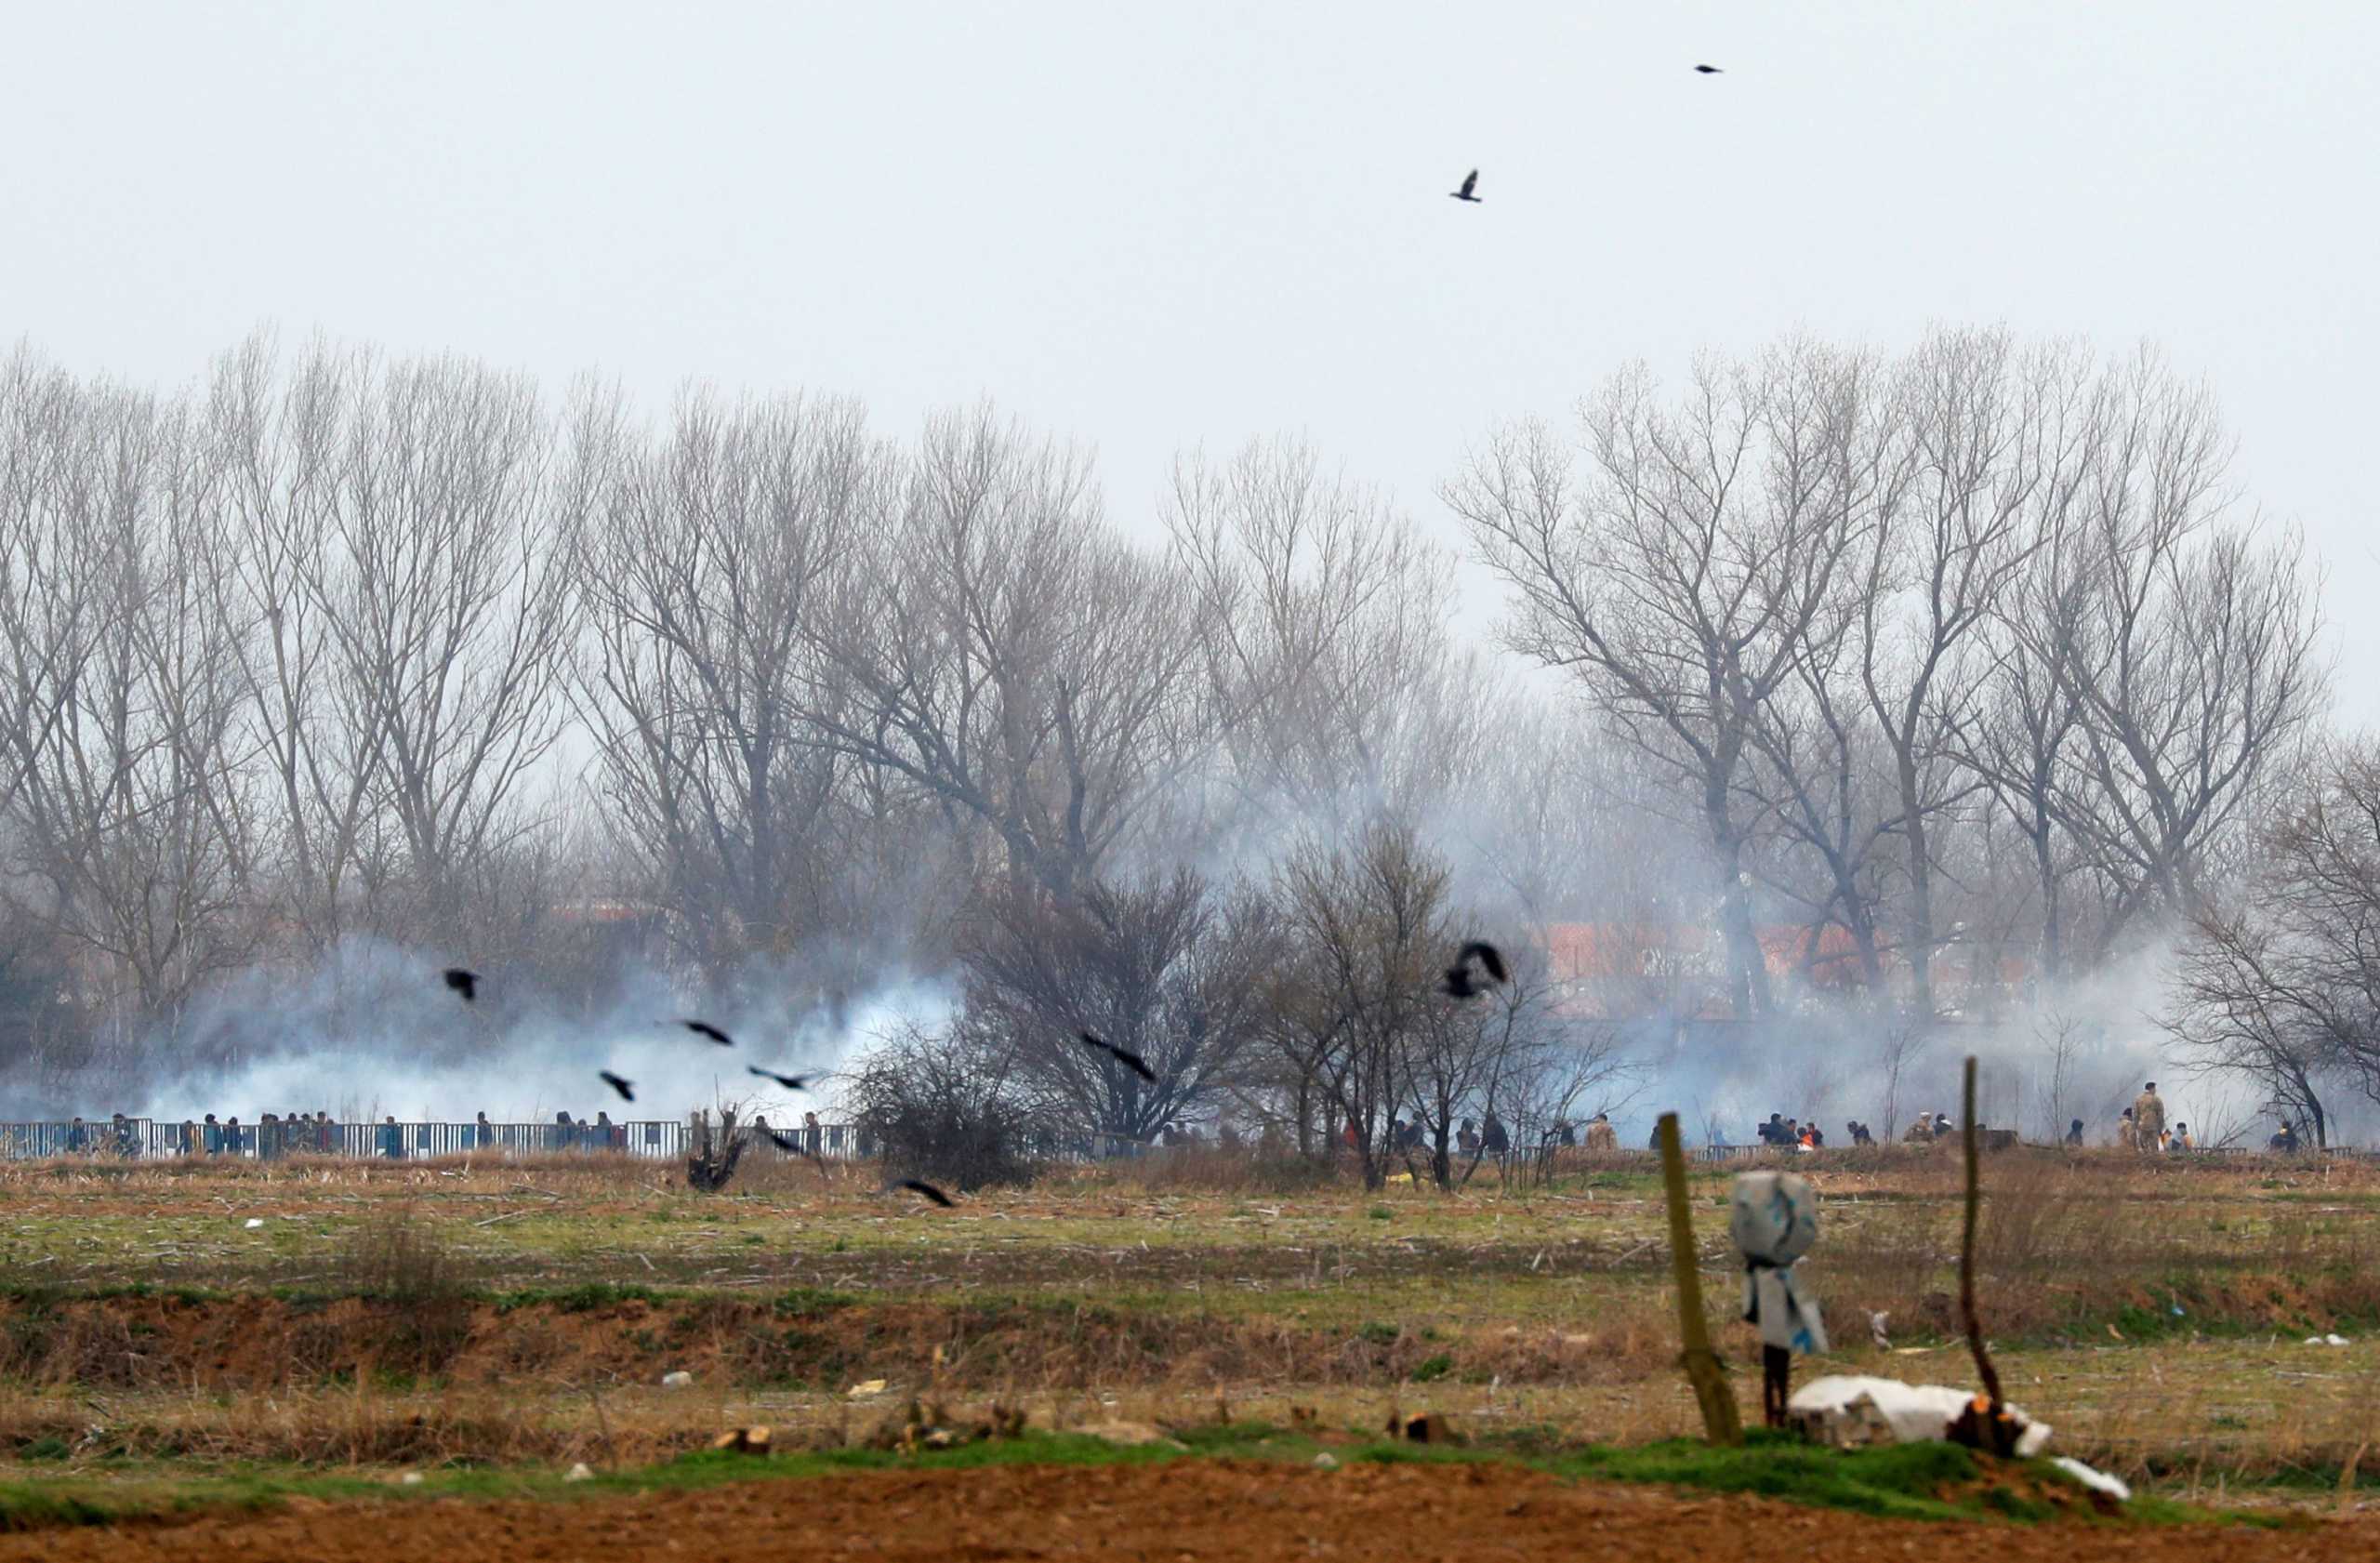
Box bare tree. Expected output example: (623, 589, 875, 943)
(801, 407, 1226, 903)
(1856, 329, 2068, 1012)
(1266, 819, 1449, 1188)
(959, 868, 1273, 1143)
(569, 386, 915, 974)
(0, 369, 258, 1035)
(1447, 342, 1887, 1017)
(2155, 743, 2380, 1146)
(1166, 438, 1485, 847)
(2035, 352, 2323, 952)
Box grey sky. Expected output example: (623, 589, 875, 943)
(7, 2, 2376, 716)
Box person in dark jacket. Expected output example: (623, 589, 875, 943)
(2065, 1119, 2085, 1146)
(378, 1116, 403, 1159)
(1480, 1112, 1510, 1159)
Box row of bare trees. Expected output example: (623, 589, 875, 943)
(0, 325, 2354, 1147)
(1447, 329, 2326, 1023)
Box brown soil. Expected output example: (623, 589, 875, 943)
(0, 1460, 2359, 1562)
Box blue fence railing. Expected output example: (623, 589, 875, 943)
(0, 1118, 869, 1162)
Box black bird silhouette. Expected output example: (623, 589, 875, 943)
(679, 1020, 734, 1047)
(895, 1178, 955, 1208)
(1460, 941, 1508, 983)
(1694, 63, 1723, 73)
(1448, 168, 1482, 203)
(443, 968, 478, 1002)
(599, 1071, 635, 1102)
(1078, 1030, 1157, 1083)
(747, 1066, 813, 1091)
(1442, 940, 1510, 1000)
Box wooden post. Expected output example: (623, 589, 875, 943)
(1657, 1112, 1741, 1445)
(1960, 1057, 2003, 1411)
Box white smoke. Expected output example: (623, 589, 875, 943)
(107, 935, 955, 1127)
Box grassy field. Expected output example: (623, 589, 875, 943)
(0, 1146, 2373, 1524)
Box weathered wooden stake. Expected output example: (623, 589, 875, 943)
(1960, 1056, 2003, 1411)
(1656, 1111, 1741, 1445)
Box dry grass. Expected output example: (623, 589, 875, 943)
(0, 1147, 2375, 1490)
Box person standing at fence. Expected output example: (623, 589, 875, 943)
(473, 1111, 493, 1150)
(1583, 1112, 1618, 1152)
(378, 1116, 403, 1159)
(803, 1112, 822, 1156)
(1481, 1110, 1509, 1162)
(202, 1114, 220, 1155)
(221, 1116, 241, 1155)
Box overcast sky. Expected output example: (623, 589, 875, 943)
(7, 1, 2376, 719)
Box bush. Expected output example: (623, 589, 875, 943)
(846, 1022, 1047, 1192)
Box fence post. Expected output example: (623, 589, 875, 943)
(1960, 1056, 2003, 1411)
(1657, 1111, 1741, 1445)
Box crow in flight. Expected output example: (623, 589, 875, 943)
(1694, 63, 1723, 73)
(680, 1020, 734, 1047)
(599, 1071, 635, 1102)
(1448, 168, 1482, 203)
(895, 1178, 955, 1208)
(443, 968, 478, 1002)
(1079, 1030, 1157, 1083)
(747, 1066, 813, 1091)
(1442, 940, 1510, 1000)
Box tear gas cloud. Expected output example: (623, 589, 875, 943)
(84, 937, 951, 1127)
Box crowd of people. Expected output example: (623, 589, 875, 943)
(41, 1107, 842, 1160)
(1739, 1082, 2307, 1158)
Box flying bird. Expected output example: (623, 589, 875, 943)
(679, 1020, 734, 1047)
(1448, 168, 1482, 204)
(1694, 63, 1723, 73)
(895, 1178, 954, 1208)
(1442, 940, 1510, 1000)
(747, 1066, 813, 1091)
(1459, 941, 1508, 983)
(443, 968, 478, 1002)
(1078, 1030, 1157, 1083)
(599, 1071, 635, 1102)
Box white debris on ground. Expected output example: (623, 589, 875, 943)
(1789, 1375, 2053, 1457)
(2051, 1457, 2132, 1501)
(243, 1218, 265, 1229)
(2303, 1334, 2351, 1347)
(660, 1371, 694, 1388)
(846, 1379, 888, 1398)
(563, 1463, 594, 1482)
(1787, 1374, 2131, 1503)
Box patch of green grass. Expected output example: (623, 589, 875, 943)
(0, 1426, 2276, 1534)
(1409, 1354, 1453, 1383)
(772, 1287, 858, 1318)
